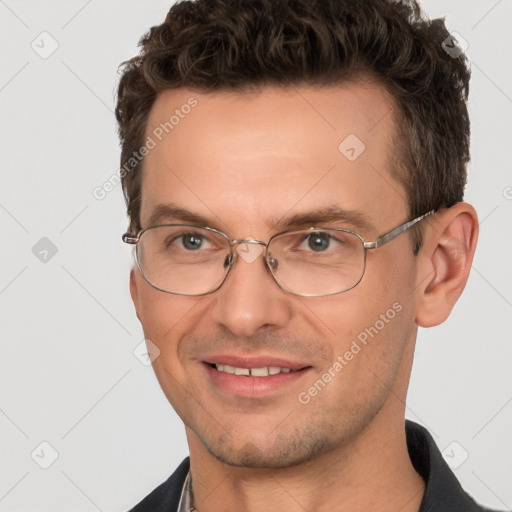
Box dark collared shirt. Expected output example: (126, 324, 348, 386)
(129, 420, 503, 511)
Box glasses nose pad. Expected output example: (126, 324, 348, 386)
(267, 256, 278, 271)
(223, 253, 234, 269)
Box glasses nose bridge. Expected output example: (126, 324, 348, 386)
(226, 238, 272, 271)
(230, 238, 268, 248)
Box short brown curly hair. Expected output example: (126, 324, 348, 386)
(116, 0, 470, 252)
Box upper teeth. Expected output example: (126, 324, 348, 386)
(215, 364, 292, 377)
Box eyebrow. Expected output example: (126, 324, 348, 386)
(270, 206, 375, 233)
(145, 203, 375, 235)
(147, 203, 214, 229)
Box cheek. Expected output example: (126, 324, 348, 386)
(301, 251, 416, 380)
(135, 286, 206, 415)
(134, 277, 202, 367)
(135, 269, 195, 332)
(300, 297, 413, 416)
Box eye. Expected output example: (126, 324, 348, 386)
(305, 232, 334, 252)
(165, 231, 214, 251)
(180, 233, 205, 251)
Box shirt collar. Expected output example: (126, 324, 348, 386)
(405, 420, 489, 511)
(177, 470, 194, 512)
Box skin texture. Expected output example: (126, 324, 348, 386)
(129, 83, 478, 511)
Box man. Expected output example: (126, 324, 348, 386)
(116, 1, 499, 510)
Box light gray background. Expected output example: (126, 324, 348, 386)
(1, 1, 511, 510)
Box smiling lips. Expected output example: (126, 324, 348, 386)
(203, 355, 312, 397)
(215, 364, 293, 377)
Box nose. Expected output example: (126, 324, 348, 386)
(209, 247, 293, 338)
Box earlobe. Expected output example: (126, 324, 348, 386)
(415, 202, 479, 327)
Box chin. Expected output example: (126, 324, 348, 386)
(198, 425, 332, 469)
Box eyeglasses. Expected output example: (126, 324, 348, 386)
(122, 210, 434, 297)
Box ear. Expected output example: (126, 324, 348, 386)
(130, 268, 142, 322)
(415, 202, 478, 327)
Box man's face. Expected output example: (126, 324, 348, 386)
(130, 83, 422, 467)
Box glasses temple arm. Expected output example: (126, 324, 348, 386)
(363, 210, 435, 250)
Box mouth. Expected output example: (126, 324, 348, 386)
(201, 356, 312, 398)
(212, 363, 297, 376)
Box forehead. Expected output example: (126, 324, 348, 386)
(140, 83, 407, 235)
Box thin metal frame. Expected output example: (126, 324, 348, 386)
(122, 210, 435, 297)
